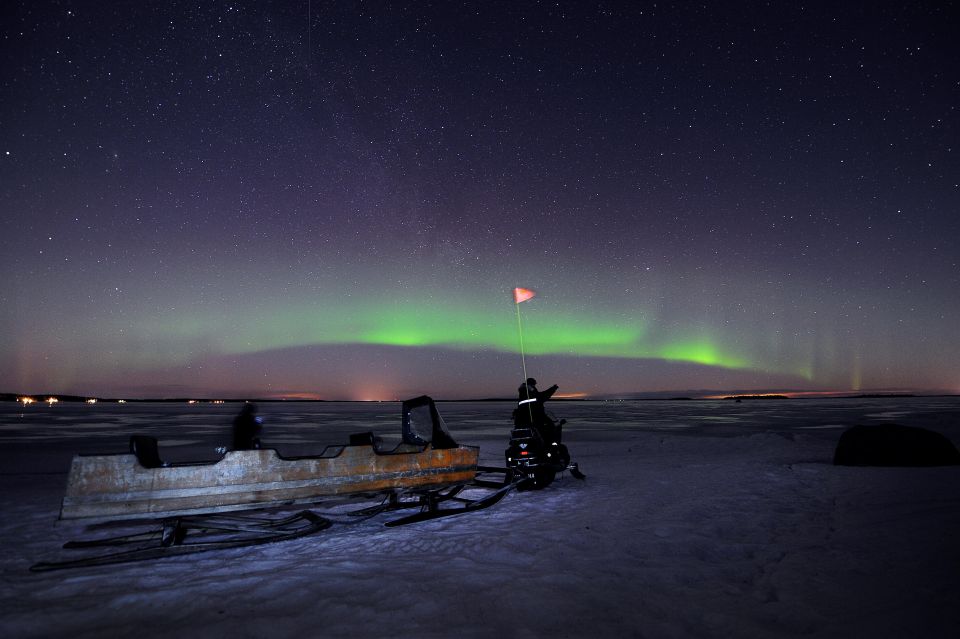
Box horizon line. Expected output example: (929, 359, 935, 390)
(4, 389, 957, 404)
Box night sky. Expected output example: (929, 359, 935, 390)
(2, 2, 958, 400)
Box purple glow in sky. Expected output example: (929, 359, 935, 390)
(2, 2, 958, 399)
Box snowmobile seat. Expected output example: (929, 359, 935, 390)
(510, 427, 539, 442)
(130, 435, 165, 469)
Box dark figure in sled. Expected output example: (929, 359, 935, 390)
(232, 403, 263, 450)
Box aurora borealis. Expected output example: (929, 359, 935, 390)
(2, 2, 958, 399)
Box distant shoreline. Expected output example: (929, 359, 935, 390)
(2, 392, 951, 404)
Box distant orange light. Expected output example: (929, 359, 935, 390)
(521, 451, 529, 456)
(86, 398, 97, 404)
(46, 397, 59, 405)
(19, 397, 35, 405)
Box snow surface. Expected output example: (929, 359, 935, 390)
(1, 397, 959, 638)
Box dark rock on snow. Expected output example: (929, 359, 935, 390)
(833, 424, 960, 467)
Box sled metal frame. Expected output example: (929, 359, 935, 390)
(30, 466, 523, 571)
(30, 509, 332, 572)
(381, 465, 522, 526)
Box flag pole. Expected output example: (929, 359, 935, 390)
(514, 288, 534, 421)
(516, 300, 530, 388)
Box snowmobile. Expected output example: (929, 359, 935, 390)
(505, 408, 585, 489)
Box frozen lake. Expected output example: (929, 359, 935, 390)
(4, 396, 959, 469)
(2, 397, 958, 638)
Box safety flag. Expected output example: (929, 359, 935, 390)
(513, 287, 536, 304)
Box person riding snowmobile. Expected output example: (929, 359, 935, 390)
(515, 378, 559, 444)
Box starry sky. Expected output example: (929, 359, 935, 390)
(2, 1, 958, 400)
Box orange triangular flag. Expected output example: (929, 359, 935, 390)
(513, 287, 536, 304)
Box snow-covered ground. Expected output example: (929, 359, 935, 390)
(1, 397, 958, 638)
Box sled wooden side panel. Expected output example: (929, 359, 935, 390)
(60, 445, 479, 521)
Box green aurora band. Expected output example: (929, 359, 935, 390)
(141, 298, 762, 372)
